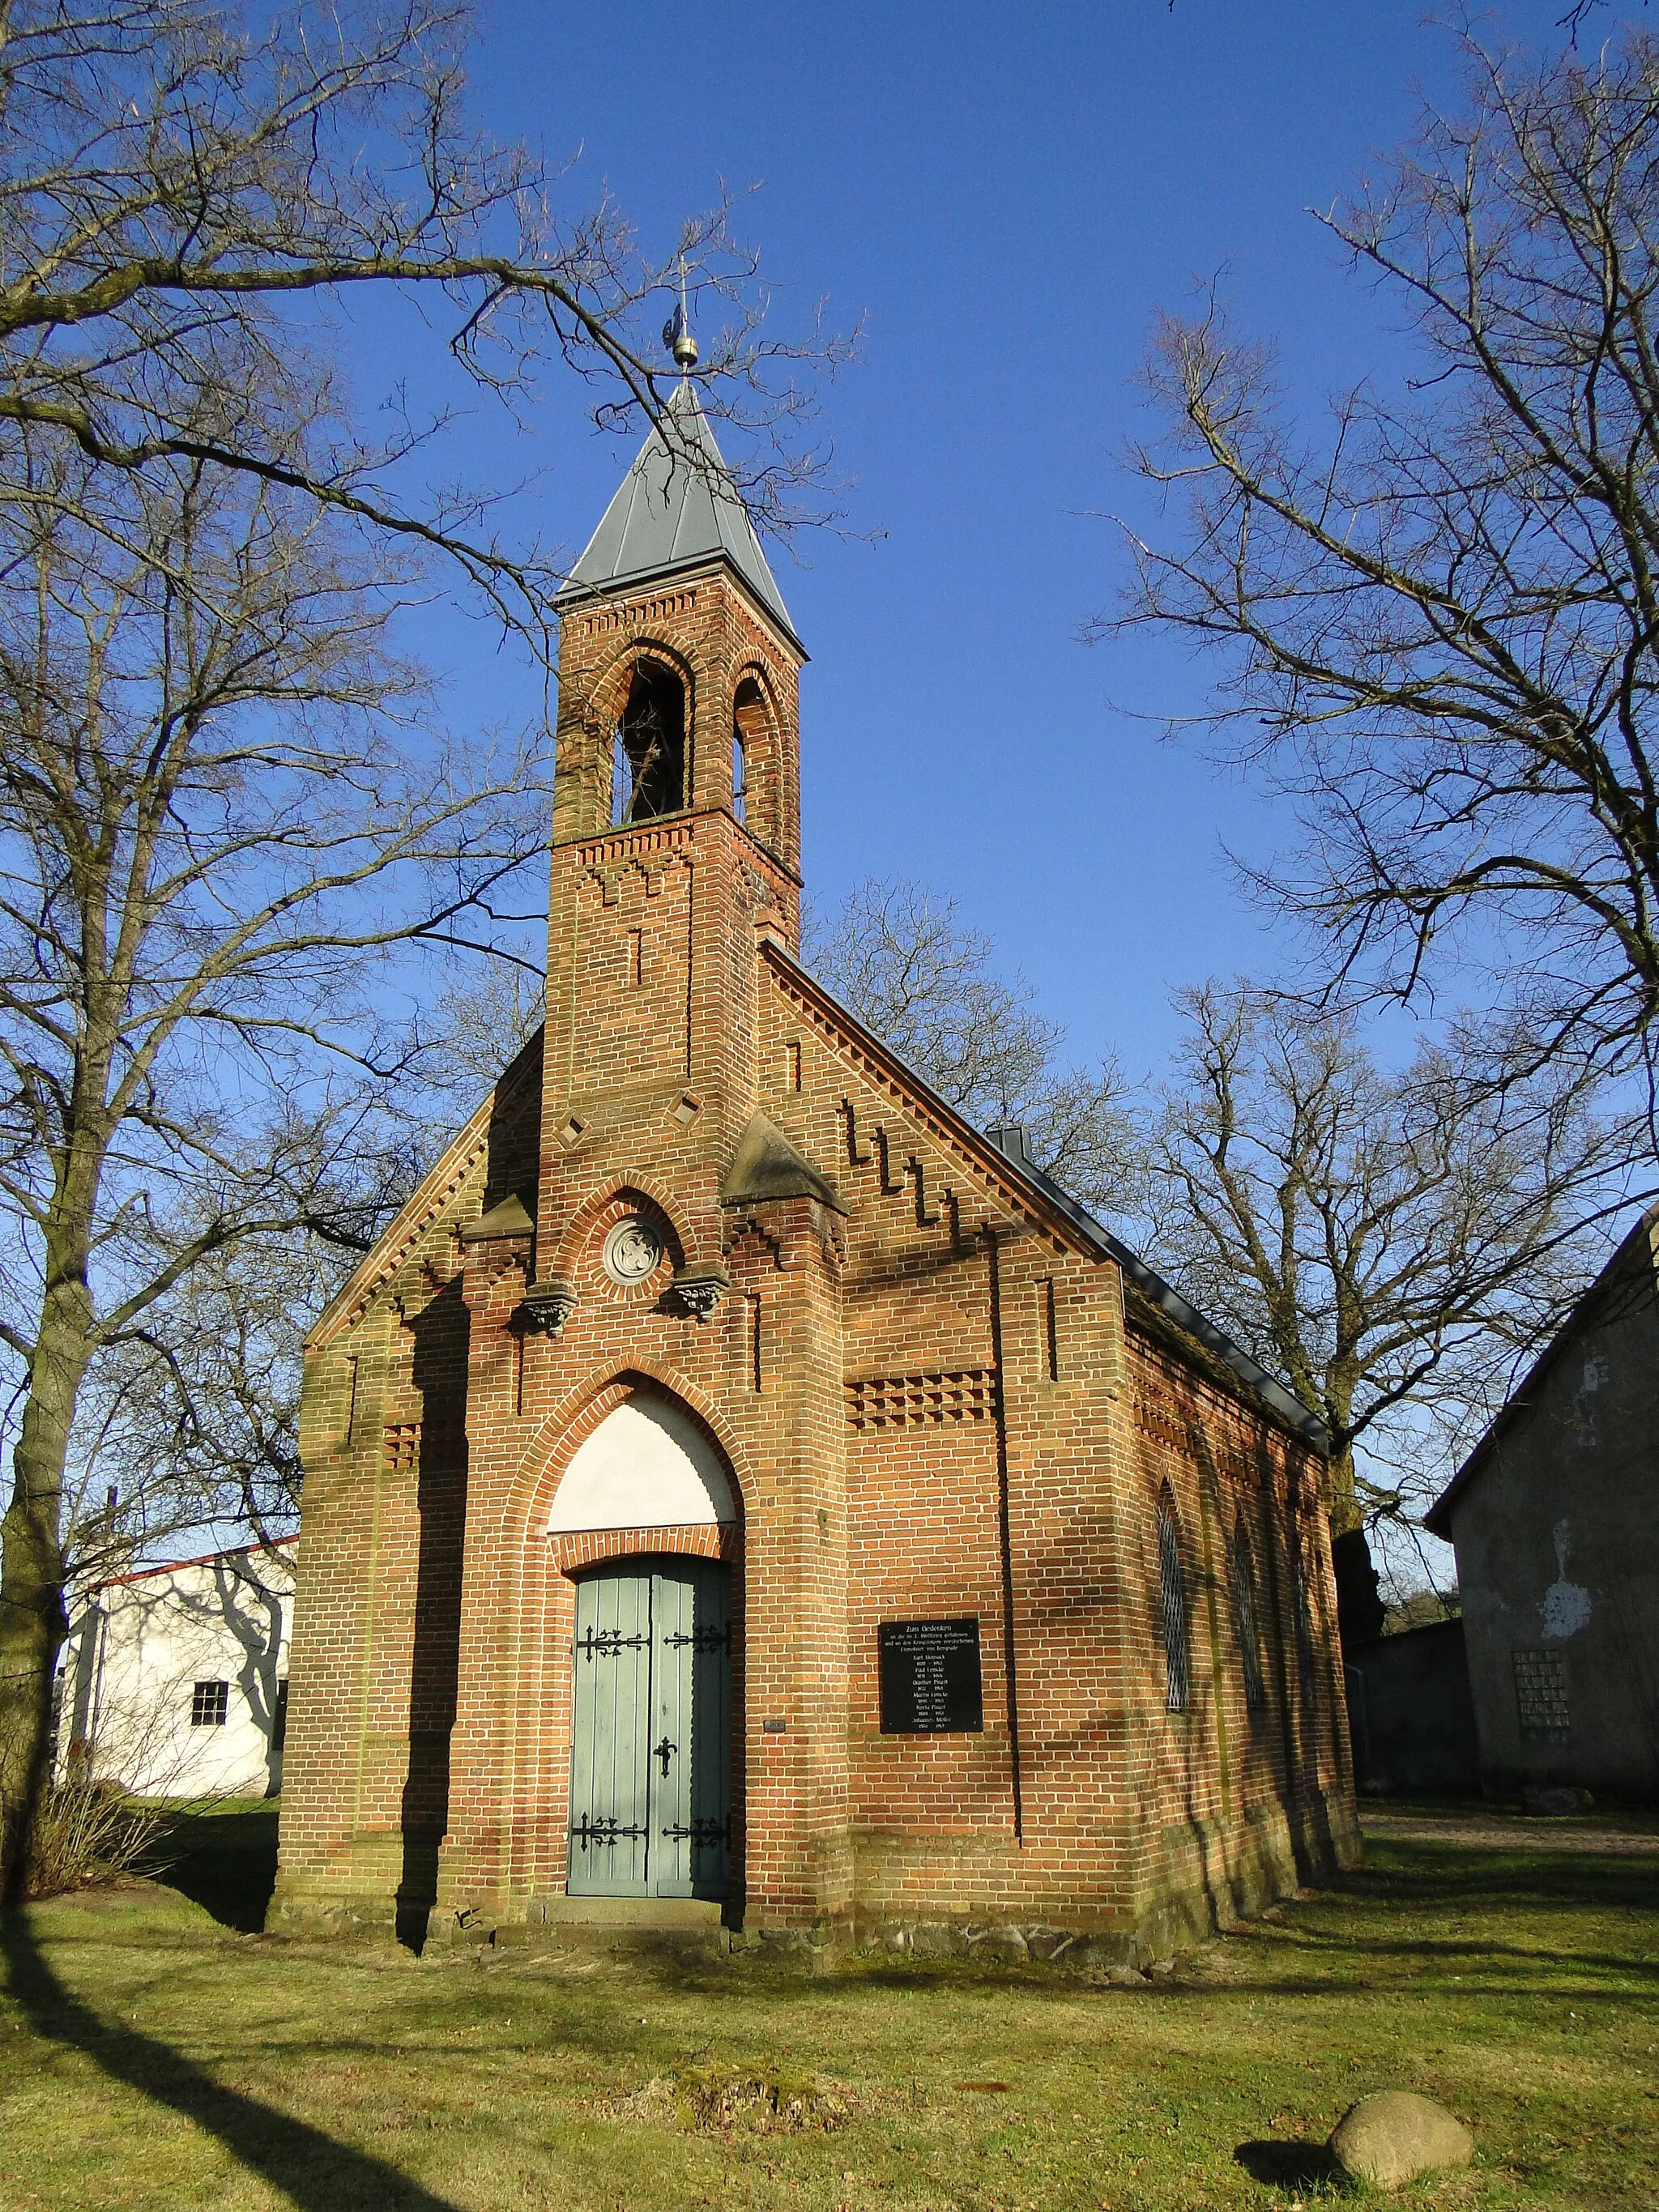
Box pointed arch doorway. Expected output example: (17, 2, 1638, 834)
(551, 1387, 737, 1901)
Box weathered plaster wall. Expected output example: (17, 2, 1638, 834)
(1448, 1228, 1659, 1800)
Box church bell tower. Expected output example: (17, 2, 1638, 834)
(533, 368, 809, 1313)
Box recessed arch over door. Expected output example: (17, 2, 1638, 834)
(548, 1387, 736, 1534)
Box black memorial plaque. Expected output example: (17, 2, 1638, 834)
(878, 1617, 983, 1735)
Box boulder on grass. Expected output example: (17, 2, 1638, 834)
(1521, 1783, 1592, 1817)
(1327, 2091, 1473, 2190)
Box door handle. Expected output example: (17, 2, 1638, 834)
(655, 1735, 677, 1777)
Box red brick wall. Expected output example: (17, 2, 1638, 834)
(272, 556, 1356, 1949)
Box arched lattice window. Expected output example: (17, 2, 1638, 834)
(612, 660, 686, 825)
(1231, 1515, 1266, 1712)
(1156, 1484, 1190, 1713)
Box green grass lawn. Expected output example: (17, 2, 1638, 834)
(1, 1805, 1655, 2212)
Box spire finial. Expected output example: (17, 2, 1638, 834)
(663, 255, 698, 370)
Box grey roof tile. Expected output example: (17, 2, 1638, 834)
(557, 383, 801, 650)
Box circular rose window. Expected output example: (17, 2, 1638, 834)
(602, 1216, 664, 1286)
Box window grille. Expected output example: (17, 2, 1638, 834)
(190, 1680, 228, 1728)
(1513, 1648, 1570, 1738)
(1231, 1517, 1267, 1711)
(1157, 1486, 1190, 1713)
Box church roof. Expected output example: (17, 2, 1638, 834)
(761, 940, 1332, 1455)
(557, 383, 802, 653)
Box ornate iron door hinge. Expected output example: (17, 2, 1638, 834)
(575, 1626, 650, 1660)
(663, 1622, 732, 1655)
(572, 1813, 647, 1850)
(661, 1817, 731, 1849)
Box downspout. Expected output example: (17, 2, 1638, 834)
(983, 1226, 1025, 1844)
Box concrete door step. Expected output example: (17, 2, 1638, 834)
(539, 1895, 730, 1930)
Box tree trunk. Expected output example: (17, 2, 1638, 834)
(0, 1192, 100, 1901)
(1326, 1440, 1361, 1536)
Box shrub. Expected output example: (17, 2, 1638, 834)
(24, 1776, 168, 1899)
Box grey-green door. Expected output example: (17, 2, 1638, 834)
(567, 1560, 732, 1899)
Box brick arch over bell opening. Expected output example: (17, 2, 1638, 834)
(578, 637, 699, 830)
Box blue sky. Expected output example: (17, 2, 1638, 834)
(373, 0, 1587, 1085)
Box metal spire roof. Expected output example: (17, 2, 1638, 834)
(557, 383, 802, 653)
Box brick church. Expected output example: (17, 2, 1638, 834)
(272, 370, 1358, 1958)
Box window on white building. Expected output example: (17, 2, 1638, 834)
(190, 1679, 229, 1728)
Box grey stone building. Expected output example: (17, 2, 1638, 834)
(1426, 1208, 1659, 1802)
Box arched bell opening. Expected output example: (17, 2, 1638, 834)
(550, 1385, 740, 1903)
(612, 658, 688, 825)
(731, 671, 778, 850)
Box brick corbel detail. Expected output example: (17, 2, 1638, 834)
(723, 1195, 845, 1276)
(462, 1236, 532, 1308)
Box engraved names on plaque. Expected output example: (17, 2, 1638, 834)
(877, 1616, 983, 1735)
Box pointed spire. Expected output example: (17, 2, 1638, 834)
(556, 384, 803, 655)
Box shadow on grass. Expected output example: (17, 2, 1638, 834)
(1234, 2137, 1341, 2191)
(1352, 1843, 1659, 1917)
(0, 1910, 463, 2212)
(143, 1801, 279, 1933)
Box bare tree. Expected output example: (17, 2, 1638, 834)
(0, 415, 552, 1898)
(0, 0, 846, 633)
(56, 975, 538, 1600)
(0, 0, 847, 1899)
(1141, 983, 1627, 1541)
(1560, 1, 1646, 46)
(53, 1110, 412, 1587)
(805, 876, 1138, 1213)
(1100, 28, 1659, 1129)
(414, 965, 544, 1115)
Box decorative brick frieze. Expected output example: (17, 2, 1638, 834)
(846, 1368, 1000, 1430)
(383, 1422, 420, 1474)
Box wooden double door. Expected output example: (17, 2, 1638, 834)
(567, 1559, 734, 1899)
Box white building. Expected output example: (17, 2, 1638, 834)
(61, 1538, 296, 1798)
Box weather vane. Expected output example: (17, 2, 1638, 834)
(663, 255, 698, 370)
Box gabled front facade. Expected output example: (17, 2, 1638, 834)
(1427, 1208, 1659, 1802)
(272, 387, 1357, 1956)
